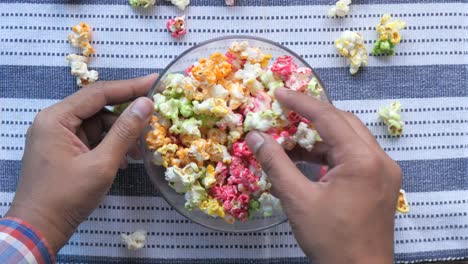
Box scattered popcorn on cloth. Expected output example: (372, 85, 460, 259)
(378, 101, 404, 136)
(396, 189, 410, 213)
(328, 0, 352, 18)
(167, 16, 187, 38)
(120, 229, 147, 250)
(146, 41, 326, 223)
(166, 0, 190, 10)
(128, 0, 156, 8)
(372, 14, 407, 55)
(66, 54, 99, 87)
(68, 22, 95, 57)
(335, 30, 368, 75)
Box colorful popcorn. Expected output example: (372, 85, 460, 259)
(166, 0, 190, 10)
(335, 31, 368, 75)
(328, 0, 352, 18)
(146, 41, 326, 223)
(128, 0, 156, 8)
(68, 22, 95, 57)
(373, 14, 406, 55)
(378, 101, 404, 136)
(66, 54, 99, 87)
(396, 189, 410, 213)
(120, 229, 147, 250)
(166, 16, 187, 39)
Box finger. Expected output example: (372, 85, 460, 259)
(119, 157, 128, 170)
(287, 142, 329, 165)
(128, 142, 142, 160)
(245, 131, 318, 204)
(91, 97, 153, 167)
(275, 88, 356, 148)
(50, 74, 157, 127)
(337, 110, 381, 150)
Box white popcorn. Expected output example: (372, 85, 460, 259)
(225, 0, 235, 5)
(166, 0, 190, 10)
(258, 193, 282, 217)
(121, 230, 147, 250)
(209, 84, 229, 99)
(271, 100, 288, 123)
(256, 171, 272, 193)
(184, 182, 208, 209)
(230, 41, 249, 53)
(244, 110, 277, 132)
(378, 101, 404, 136)
(328, 0, 352, 17)
(66, 54, 99, 87)
(293, 122, 320, 152)
(234, 62, 265, 95)
(335, 31, 368, 75)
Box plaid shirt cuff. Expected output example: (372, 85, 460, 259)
(0, 217, 55, 264)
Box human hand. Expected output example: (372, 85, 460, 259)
(246, 88, 402, 264)
(6, 74, 157, 254)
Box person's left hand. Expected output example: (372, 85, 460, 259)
(6, 74, 157, 254)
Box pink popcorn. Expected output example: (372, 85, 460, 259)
(232, 141, 253, 158)
(215, 161, 229, 184)
(285, 67, 313, 91)
(288, 111, 310, 126)
(166, 16, 187, 38)
(228, 157, 260, 194)
(242, 91, 272, 114)
(185, 65, 194, 75)
(271, 129, 296, 150)
(271, 55, 297, 80)
(225, 51, 245, 72)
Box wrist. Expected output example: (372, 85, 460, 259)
(5, 202, 75, 254)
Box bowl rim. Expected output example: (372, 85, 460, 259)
(143, 35, 332, 233)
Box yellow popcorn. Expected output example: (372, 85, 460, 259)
(228, 126, 243, 145)
(68, 22, 95, 57)
(328, 0, 351, 18)
(335, 31, 368, 74)
(193, 98, 230, 118)
(199, 196, 225, 218)
(155, 143, 179, 167)
(373, 14, 407, 55)
(188, 139, 210, 162)
(396, 189, 410, 213)
(201, 164, 216, 188)
(207, 128, 227, 145)
(206, 141, 232, 164)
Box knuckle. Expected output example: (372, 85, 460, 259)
(113, 117, 139, 141)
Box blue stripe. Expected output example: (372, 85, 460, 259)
(0, 64, 467, 100)
(0, 0, 464, 6)
(53, 248, 468, 264)
(0, 158, 467, 195)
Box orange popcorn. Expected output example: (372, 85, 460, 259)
(191, 53, 232, 85)
(146, 116, 172, 150)
(207, 128, 227, 145)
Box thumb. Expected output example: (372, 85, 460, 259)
(94, 97, 153, 167)
(245, 131, 317, 204)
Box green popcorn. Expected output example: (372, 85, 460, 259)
(179, 98, 194, 118)
(184, 182, 208, 210)
(153, 93, 167, 112)
(260, 70, 284, 96)
(378, 101, 404, 136)
(162, 74, 185, 98)
(128, 0, 155, 8)
(244, 110, 278, 132)
(159, 98, 181, 122)
(169, 118, 202, 137)
(306, 78, 323, 99)
(372, 39, 395, 55)
(248, 199, 261, 220)
(195, 114, 220, 128)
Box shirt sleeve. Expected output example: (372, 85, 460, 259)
(0, 217, 55, 264)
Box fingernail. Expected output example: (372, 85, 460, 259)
(130, 97, 153, 120)
(246, 132, 265, 154)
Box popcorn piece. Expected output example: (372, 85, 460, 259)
(193, 98, 229, 118)
(167, 0, 190, 10)
(68, 22, 95, 56)
(146, 116, 172, 150)
(396, 189, 410, 213)
(378, 101, 404, 136)
(154, 143, 178, 167)
(373, 14, 407, 55)
(169, 117, 202, 137)
(285, 67, 313, 91)
(121, 230, 147, 250)
(191, 53, 232, 86)
(335, 31, 368, 75)
(225, 0, 235, 5)
(207, 128, 228, 145)
(165, 162, 203, 193)
(166, 16, 187, 38)
(199, 196, 225, 218)
(256, 171, 271, 193)
(305, 78, 323, 99)
(244, 110, 278, 132)
(260, 70, 284, 97)
(258, 193, 281, 217)
(234, 62, 265, 95)
(66, 54, 99, 87)
(207, 142, 232, 164)
(225, 81, 248, 110)
(248, 199, 260, 219)
(188, 139, 210, 162)
(201, 164, 216, 188)
(271, 129, 296, 150)
(328, 0, 352, 18)
(293, 122, 321, 152)
(129, 0, 156, 8)
(270, 55, 297, 80)
(162, 73, 186, 98)
(185, 182, 208, 209)
(208, 84, 229, 100)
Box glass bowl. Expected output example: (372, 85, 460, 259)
(141, 35, 331, 232)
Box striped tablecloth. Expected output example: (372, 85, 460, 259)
(1, 0, 467, 263)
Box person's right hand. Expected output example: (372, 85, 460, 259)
(245, 88, 402, 264)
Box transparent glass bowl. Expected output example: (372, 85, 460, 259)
(141, 35, 331, 232)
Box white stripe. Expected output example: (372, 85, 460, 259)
(0, 3, 467, 69)
(0, 231, 39, 263)
(1, 97, 467, 161)
(0, 191, 467, 258)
